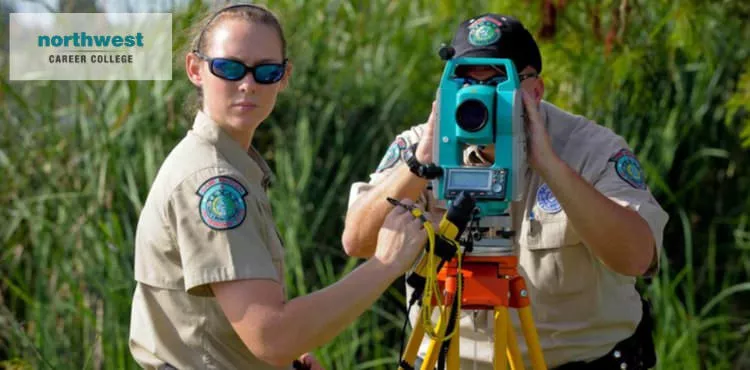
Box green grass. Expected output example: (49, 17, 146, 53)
(2, 0, 750, 369)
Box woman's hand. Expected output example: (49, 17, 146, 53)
(374, 199, 429, 274)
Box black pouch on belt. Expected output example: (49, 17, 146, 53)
(554, 298, 657, 370)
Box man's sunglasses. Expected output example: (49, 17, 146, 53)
(454, 75, 508, 86)
(193, 51, 287, 84)
(454, 72, 539, 86)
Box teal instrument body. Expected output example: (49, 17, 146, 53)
(433, 57, 527, 218)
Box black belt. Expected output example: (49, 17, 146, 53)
(553, 298, 657, 370)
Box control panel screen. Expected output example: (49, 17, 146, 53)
(448, 170, 492, 190)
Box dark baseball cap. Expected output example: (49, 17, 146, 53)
(449, 14, 542, 74)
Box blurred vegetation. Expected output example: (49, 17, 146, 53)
(1, 0, 750, 369)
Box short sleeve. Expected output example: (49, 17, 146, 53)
(593, 143, 669, 275)
(347, 124, 426, 208)
(168, 171, 280, 296)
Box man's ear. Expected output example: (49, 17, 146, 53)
(186, 52, 203, 88)
(534, 76, 545, 103)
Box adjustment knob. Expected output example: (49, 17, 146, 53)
(438, 44, 455, 60)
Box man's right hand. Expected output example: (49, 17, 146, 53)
(374, 199, 428, 274)
(415, 101, 437, 164)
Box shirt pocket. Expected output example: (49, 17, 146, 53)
(520, 207, 598, 302)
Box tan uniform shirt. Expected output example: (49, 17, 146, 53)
(348, 101, 669, 368)
(129, 111, 290, 370)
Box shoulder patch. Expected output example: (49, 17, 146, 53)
(376, 136, 408, 173)
(609, 149, 646, 189)
(196, 176, 248, 230)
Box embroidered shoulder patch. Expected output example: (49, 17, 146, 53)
(196, 176, 248, 230)
(609, 149, 646, 189)
(536, 183, 561, 214)
(376, 136, 408, 173)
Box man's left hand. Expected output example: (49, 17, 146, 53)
(521, 90, 557, 174)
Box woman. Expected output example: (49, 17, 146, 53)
(128, 4, 427, 369)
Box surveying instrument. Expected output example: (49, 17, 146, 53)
(395, 46, 547, 370)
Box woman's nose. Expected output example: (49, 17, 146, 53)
(237, 73, 258, 94)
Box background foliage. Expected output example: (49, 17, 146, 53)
(1, 0, 749, 369)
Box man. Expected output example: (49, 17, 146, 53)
(342, 13, 668, 369)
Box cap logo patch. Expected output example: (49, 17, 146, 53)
(609, 149, 646, 189)
(468, 17, 502, 47)
(197, 176, 248, 230)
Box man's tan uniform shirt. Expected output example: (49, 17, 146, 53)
(129, 111, 290, 369)
(348, 101, 669, 368)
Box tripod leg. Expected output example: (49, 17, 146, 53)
(518, 306, 547, 370)
(505, 309, 525, 370)
(509, 276, 547, 370)
(494, 307, 509, 370)
(400, 305, 428, 370)
(421, 306, 452, 370)
(446, 314, 460, 370)
(518, 306, 546, 370)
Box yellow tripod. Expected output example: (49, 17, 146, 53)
(392, 196, 547, 370)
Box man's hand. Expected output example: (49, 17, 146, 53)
(415, 101, 437, 163)
(519, 90, 659, 276)
(521, 90, 556, 174)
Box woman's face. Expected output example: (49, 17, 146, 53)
(187, 19, 291, 136)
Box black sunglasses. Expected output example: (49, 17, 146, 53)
(454, 72, 539, 86)
(193, 51, 287, 84)
(455, 75, 508, 86)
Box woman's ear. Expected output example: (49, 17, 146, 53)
(185, 52, 203, 88)
(280, 61, 293, 91)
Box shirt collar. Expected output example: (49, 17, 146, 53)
(190, 110, 275, 189)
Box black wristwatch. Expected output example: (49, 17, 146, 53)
(403, 144, 442, 179)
